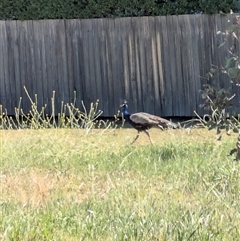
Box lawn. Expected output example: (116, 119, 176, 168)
(0, 128, 240, 241)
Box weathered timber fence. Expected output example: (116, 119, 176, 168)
(0, 14, 240, 117)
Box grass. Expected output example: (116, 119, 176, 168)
(0, 128, 240, 241)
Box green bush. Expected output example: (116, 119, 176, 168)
(193, 14, 240, 137)
(0, 0, 238, 20)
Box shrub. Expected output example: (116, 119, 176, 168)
(195, 15, 240, 135)
(0, 0, 238, 20)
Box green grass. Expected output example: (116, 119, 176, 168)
(0, 128, 240, 241)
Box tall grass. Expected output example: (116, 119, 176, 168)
(1, 128, 239, 241)
(0, 86, 119, 131)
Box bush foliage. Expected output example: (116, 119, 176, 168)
(194, 15, 240, 137)
(0, 0, 238, 20)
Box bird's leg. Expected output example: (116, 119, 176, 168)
(157, 125, 164, 131)
(143, 130, 153, 145)
(131, 131, 140, 145)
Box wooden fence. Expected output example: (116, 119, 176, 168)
(0, 14, 240, 117)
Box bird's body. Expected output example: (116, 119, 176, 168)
(121, 102, 177, 144)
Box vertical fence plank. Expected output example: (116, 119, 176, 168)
(172, 15, 184, 116)
(56, 20, 69, 109)
(80, 19, 91, 109)
(98, 18, 109, 115)
(166, 15, 178, 116)
(138, 17, 149, 112)
(26, 20, 35, 101)
(92, 19, 103, 111)
(16, 21, 28, 111)
(188, 15, 201, 115)
(32, 21, 43, 110)
(193, 15, 204, 115)
(111, 18, 122, 113)
(144, 17, 155, 114)
(154, 17, 165, 116)
(41, 20, 54, 113)
(105, 19, 115, 115)
(86, 19, 97, 104)
(121, 17, 131, 104)
(0, 22, 7, 110)
(5, 21, 16, 111)
(65, 20, 73, 106)
(128, 17, 139, 113)
(160, 16, 173, 116)
(40, 21, 48, 110)
(67, 20, 85, 106)
(150, 16, 160, 115)
(113, 18, 125, 114)
(179, 15, 193, 116)
(195, 15, 205, 116)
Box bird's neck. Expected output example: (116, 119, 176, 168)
(123, 112, 130, 120)
(122, 105, 130, 119)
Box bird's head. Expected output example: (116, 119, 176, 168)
(120, 100, 129, 116)
(120, 99, 128, 108)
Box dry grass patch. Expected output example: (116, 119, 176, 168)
(0, 168, 114, 207)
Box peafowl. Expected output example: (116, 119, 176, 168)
(120, 100, 178, 144)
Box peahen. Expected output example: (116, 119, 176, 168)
(120, 100, 178, 144)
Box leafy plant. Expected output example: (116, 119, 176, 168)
(197, 83, 239, 134)
(195, 15, 240, 136)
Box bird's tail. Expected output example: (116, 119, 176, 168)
(158, 121, 178, 130)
